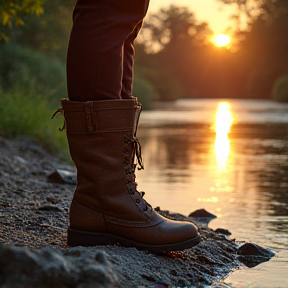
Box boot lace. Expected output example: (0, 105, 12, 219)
(124, 137, 150, 212)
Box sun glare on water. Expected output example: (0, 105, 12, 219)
(213, 33, 231, 47)
(214, 102, 233, 170)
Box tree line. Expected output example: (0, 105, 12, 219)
(135, 0, 288, 101)
(0, 0, 288, 106)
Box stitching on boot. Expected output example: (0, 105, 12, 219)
(105, 215, 159, 227)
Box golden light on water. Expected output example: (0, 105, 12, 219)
(214, 102, 233, 170)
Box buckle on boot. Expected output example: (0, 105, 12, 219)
(85, 101, 95, 132)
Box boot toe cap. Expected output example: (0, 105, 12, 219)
(158, 218, 199, 244)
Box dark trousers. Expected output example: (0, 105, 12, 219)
(67, 0, 149, 101)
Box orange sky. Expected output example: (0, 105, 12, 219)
(148, 0, 238, 34)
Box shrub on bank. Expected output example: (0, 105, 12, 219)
(0, 43, 66, 105)
(133, 73, 157, 109)
(272, 74, 288, 102)
(0, 87, 69, 159)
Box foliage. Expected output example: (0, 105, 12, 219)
(135, 44, 183, 101)
(236, 0, 288, 98)
(0, 43, 66, 105)
(140, 5, 211, 53)
(217, 0, 279, 29)
(0, 86, 69, 158)
(272, 74, 288, 102)
(9, 0, 74, 59)
(136, 5, 214, 100)
(0, 0, 45, 40)
(133, 73, 157, 109)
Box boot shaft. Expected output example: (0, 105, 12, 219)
(58, 98, 147, 221)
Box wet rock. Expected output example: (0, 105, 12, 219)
(237, 242, 276, 268)
(237, 242, 275, 257)
(188, 209, 217, 225)
(188, 209, 217, 219)
(215, 228, 232, 236)
(47, 169, 77, 185)
(210, 283, 231, 288)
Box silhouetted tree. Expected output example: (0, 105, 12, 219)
(234, 0, 288, 98)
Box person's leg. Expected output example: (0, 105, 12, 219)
(121, 20, 145, 99)
(67, 0, 149, 101)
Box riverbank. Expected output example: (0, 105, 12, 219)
(0, 135, 274, 287)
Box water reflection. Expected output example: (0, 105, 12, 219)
(214, 102, 233, 171)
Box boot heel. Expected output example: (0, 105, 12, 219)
(67, 228, 116, 247)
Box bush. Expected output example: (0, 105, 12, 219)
(272, 74, 288, 102)
(0, 43, 67, 105)
(0, 86, 69, 159)
(133, 73, 157, 109)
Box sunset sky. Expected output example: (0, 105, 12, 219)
(148, 0, 238, 34)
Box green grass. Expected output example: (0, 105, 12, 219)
(0, 87, 70, 160)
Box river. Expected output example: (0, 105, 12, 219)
(137, 99, 288, 288)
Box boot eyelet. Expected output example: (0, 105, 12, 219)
(144, 207, 148, 212)
(129, 189, 134, 195)
(136, 199, 140, 204)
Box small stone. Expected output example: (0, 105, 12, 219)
(188, 209, 217, 219)
(14, 156, 27, 165)
(237, 243, 276, 268)
(237, 242, 275, 257)
(95, 251, 108, 264)
(215, 228, 232, 236)
(37, 204, 63, 212)
(46, 197, 60, 204)
(47, 169, 77, 185)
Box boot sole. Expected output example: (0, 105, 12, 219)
(67, 228, 201, 253)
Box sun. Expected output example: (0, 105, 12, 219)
(213, 33, 231, 47)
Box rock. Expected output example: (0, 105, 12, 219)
(47, 169, 77, 185)
(37, 204, 63, 212)
(46, 197, 60, 204)
(237, 242, 275, 257)
(95, 251, 109, 265)
(210, 283, 231, 288)
(14, 156, 27, 165)
(0, 244, 114, 288)
(215, 228, 232, 236)
(188, 209, 217, 219)
(237, 243, 276, 268)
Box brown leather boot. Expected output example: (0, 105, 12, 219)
(55, 98, 200, 253)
